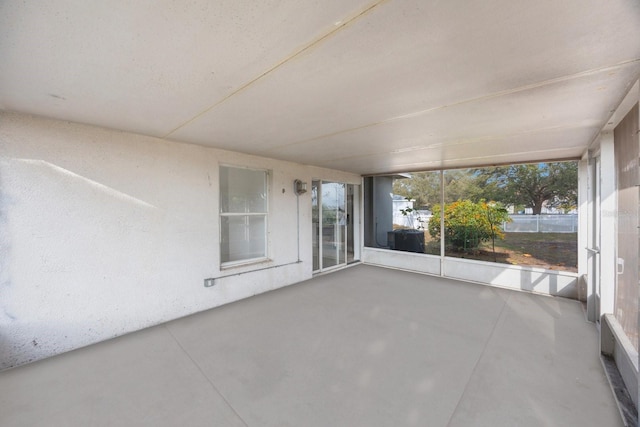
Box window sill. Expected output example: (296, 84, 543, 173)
(220, 257, 271, 271)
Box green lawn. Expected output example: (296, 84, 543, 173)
(423, 232, 577, 271)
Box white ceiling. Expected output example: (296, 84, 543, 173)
(1, 0, 639, 174)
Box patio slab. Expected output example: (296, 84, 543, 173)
(0, 264, 623, 426)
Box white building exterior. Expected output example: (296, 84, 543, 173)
(0, 112, 361, 369)
(0, 0, 638, 418)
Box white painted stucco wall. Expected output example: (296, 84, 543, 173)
(362, 248, 578, 299)
(443, 258, 578, 299)
(0, 112, 360, 370)
(362, 248, 441, 276)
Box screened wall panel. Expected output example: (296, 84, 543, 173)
(613, 103, 639, 351)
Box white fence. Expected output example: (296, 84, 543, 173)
(394, 212, 578, 233)
(503, 214, 577, 233)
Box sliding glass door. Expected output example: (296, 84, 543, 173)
(312, 181, 358, 273)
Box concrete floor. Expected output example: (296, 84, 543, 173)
(0, 265, 623, 426)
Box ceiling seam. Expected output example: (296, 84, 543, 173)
(391, 150, 583, 168)
(357, 150, 584, 175)
(316, 134, 592, 166)
(259, 58, 640, 153)
(162, 0, 389, 139)
(360, 154, 583, 176)
(386, 59, 640, 122)
(311, 122, 602, 164)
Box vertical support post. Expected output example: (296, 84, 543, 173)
(440, 170, 445, 277)
(599, 131, 616, 318)
(577, 156, 589, 303)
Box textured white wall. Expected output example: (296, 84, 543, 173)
(362, 248, 577, 298)
(362, 248, 441, 276)
(0, 112, 360, 369)
(443, 258, 578, 299)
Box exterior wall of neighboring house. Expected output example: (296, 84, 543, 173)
(392, 197, 430, 230)
(392, 196, 414, 227)
(0, 112, 360, 370)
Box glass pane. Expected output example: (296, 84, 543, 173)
(321, 182, 346, 269)
(221, 215, 266, 263)
(220, 166, 267, 213)
(392, 171, 440, 255)
(442, 163, 577, 271)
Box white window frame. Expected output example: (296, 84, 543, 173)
(219, 164, 269, 267)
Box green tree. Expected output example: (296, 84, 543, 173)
(476, 162, 577, 214)
(394, 161, 578, 215)
(444, 169, 486, 203)
(393, 170, 486, 209)
(428, 200, 510, 252)
(484, 201, 509, 261)
(392, 172, 440, 210)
